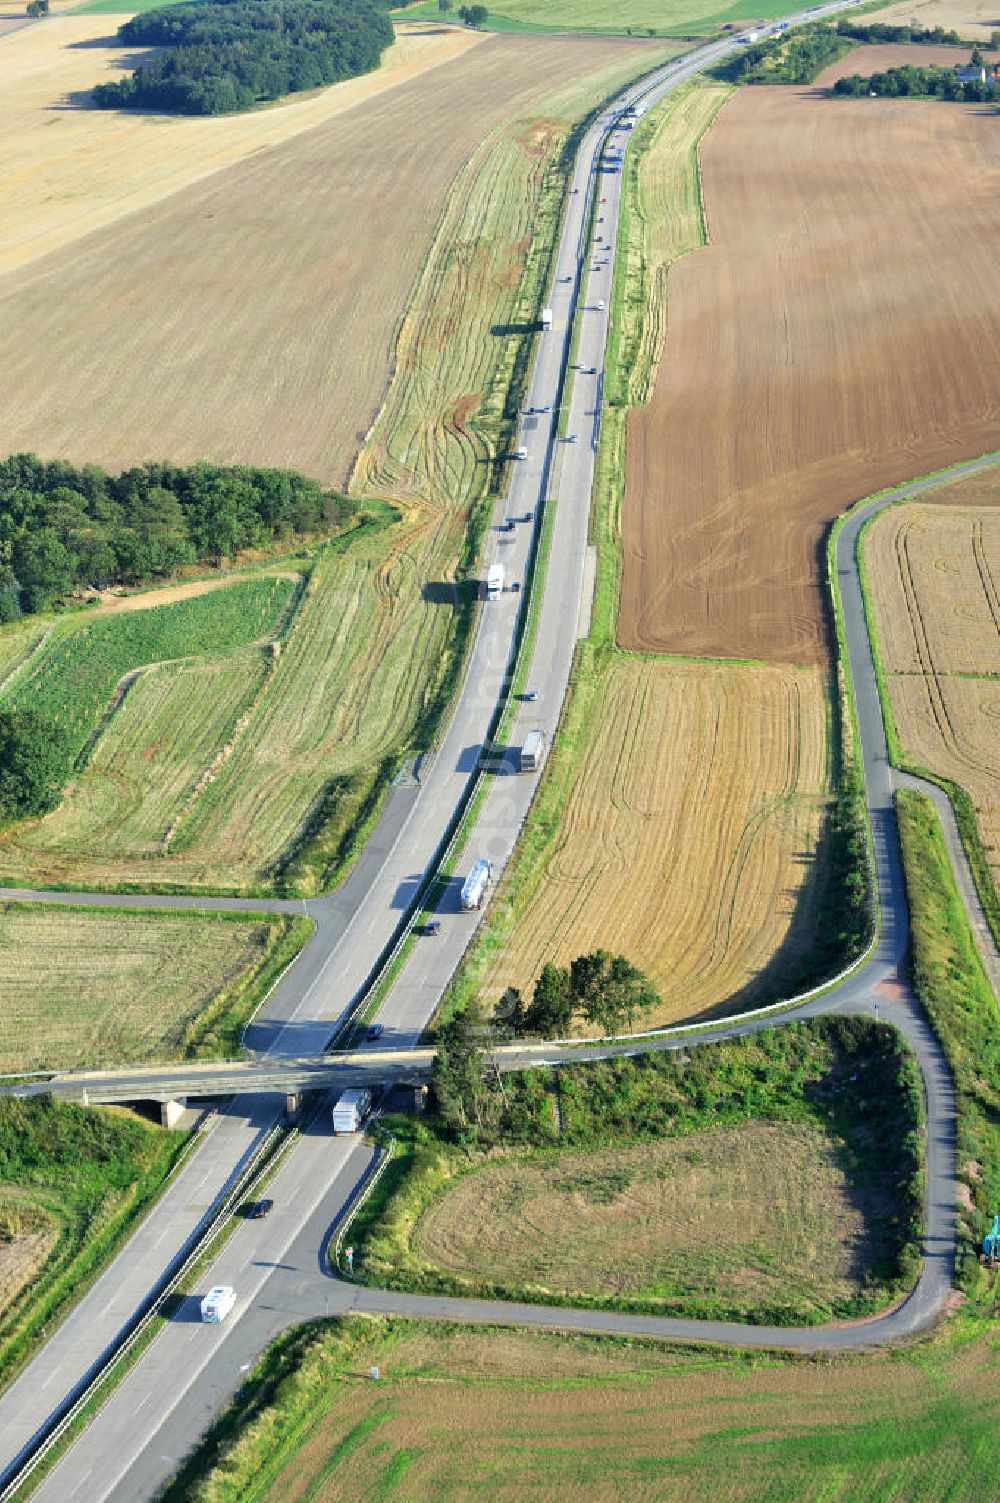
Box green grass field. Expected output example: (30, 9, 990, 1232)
(1, 575, 296, 782)
(0, 905, 310, 1070)
(0, 1096, 185, 1385)
(162, 1314, 1000, 1503)
(395, 0, 793, 38)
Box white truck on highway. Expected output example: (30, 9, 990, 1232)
(541, 306, 553, 330)
(332, 1088, 372, 1135)
(486, 563, 504, 599)
(461, 859, 492, 911)
(520, 730, 547, 773)
(200, 1286, 237, 1324)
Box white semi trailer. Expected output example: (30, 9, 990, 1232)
(487, 563, 504, 599)
(541, 307, 553, 330)
(461, 859, 492, 911)
(332, 1087, 372, 1135)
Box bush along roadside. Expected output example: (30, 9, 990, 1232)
(896, 788, 1000, 1299)
(347, 1016, 924, 1326)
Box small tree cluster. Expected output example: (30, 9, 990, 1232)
(457, 4, 487, 25)
(499, 949, 659, 1040)
(26, 1, 49, 17)
(0, 707, 72, 820)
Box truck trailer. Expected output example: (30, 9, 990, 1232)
(332, 1088, 372, 1135)
(520, 730, 547, 773)
(487, 563, 504, 599)
(200, 1286, 237, 1324)
(460, 858, 492, 912)
(541, 307, 553, 330)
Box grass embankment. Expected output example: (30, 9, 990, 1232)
(440, 80, 869, 1031)
(352, 1018, 923, 1326)
(896, 788, 1000, 1291)
(0, 1096, 185, 1386)
(161, 1313, 1000, 1500)
(0, 906, 312, 1071)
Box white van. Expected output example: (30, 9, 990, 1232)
(200, 1285, 237, 1324)
(515, 446, 527, 460)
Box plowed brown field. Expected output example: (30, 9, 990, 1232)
(620, 81, 1000, 666)
(493, 658, 830, 1024)
(0, 31, 649, 487)
(867, 500, 1000, 898)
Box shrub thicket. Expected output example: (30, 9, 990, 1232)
(834, 63, 995, 100)
(711, 24, 851, 85)
(93, 0, 394, 116)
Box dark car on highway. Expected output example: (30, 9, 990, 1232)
(245, 1199, 273, 1220)
(366, 1022, 385, 1040)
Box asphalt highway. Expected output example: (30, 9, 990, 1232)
(7, 7, 999, 1497)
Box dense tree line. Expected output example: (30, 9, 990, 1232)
(0, 453, 355, 619)
(834, 61, 995, 100)
(834, 19, 966, 46)
(92, 0, 394, 116)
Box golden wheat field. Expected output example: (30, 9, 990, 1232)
(489, 658, 830, 1024)
(0, 906, 286, 1070)
(0, 29, 655, 486)
(866, 500, 1000, 899)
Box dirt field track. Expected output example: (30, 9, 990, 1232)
(0, 30, 649, 487)
(492, 658, 830, 1024)
(620, 77, 1000, 666)
(866, 498, 1000, 900)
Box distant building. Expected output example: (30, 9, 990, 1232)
(953, 63, 994, 86)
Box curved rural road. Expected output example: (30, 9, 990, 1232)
(6, 11, 1000, 1499)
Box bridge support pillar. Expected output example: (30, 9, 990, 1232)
(160, 1096, 187, 1129)
(284, 1091, 302, 1122)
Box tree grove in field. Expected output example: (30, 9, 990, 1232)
(93, 0, 394, 116)
(0, 453, 356, 616)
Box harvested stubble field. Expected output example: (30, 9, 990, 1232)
(620, 74, 1000, 666)
(0, 42, 669, 894)
(0, 17, 483, 279)
(0, 30, 658, 484)
(866, 499, 1000, 901)
(862, 0, 1000, 44)
(0, 906, 292, 1071)
(489, 658, 830, 1023)
(412, 1122, 872, 1319)
(185, 1318, 1000, 1503)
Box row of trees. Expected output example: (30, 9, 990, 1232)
(432, 952, 659, 1138)
(0, 453, 354, 619)
(834, 62, 995, 100)
(93, 0, 394, 116)
(834, 19, 966, 46)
